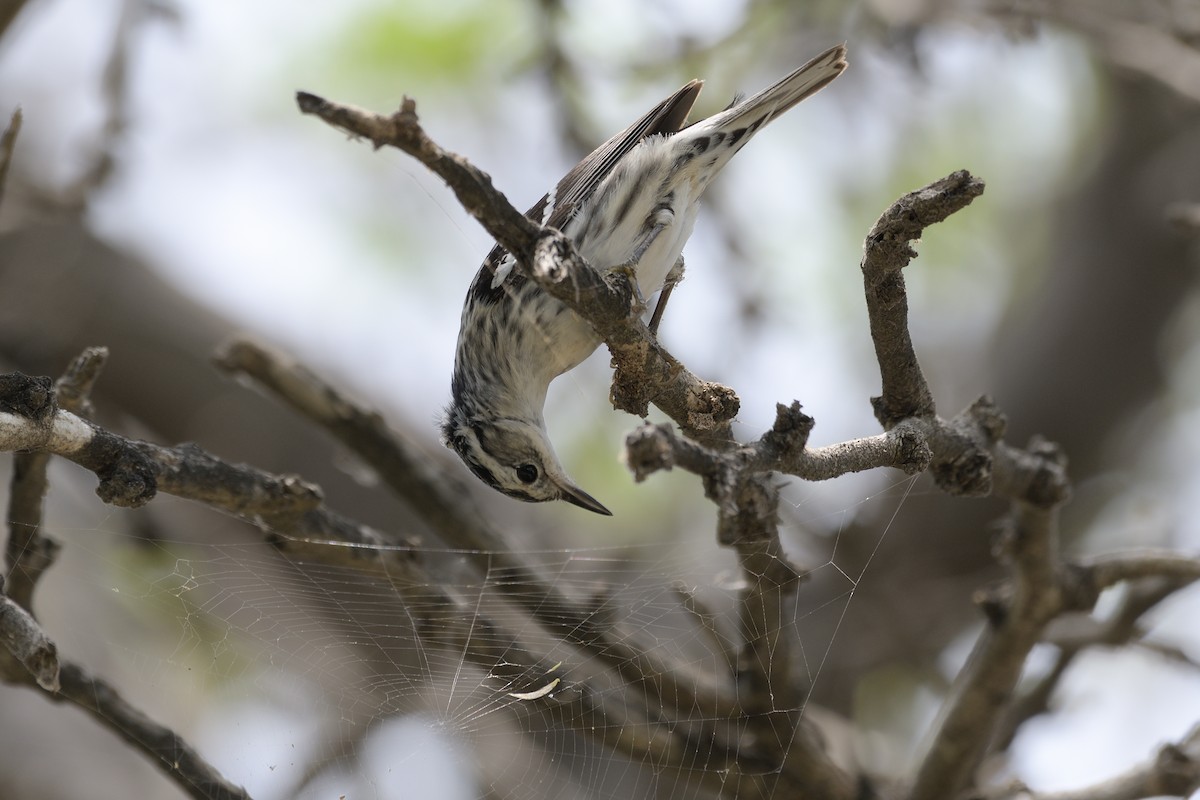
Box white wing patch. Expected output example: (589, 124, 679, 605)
(491, 252, 516, 289)
(491, 187, 557, 290)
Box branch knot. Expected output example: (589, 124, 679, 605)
(0, 373, 56, 424)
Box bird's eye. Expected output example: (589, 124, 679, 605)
(516, 464, 538, 484)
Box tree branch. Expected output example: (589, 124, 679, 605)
(994, 577, 1187, 750)
(0, 0, 30, 43)
(1017, 723, 1200, 800)
(0, 106, 21, 210)
(909, 493, 1067, 800)
(1079, 550, 1200, 590)
(862, 170, 985, 428)
(54, 660, 252, 800)
(0, 591, 57, 689)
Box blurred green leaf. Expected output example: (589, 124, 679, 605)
(326, 0, 535, 93)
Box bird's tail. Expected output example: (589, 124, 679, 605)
(694, 43, 847, 144)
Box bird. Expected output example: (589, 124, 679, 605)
(442, 44, 847, 515)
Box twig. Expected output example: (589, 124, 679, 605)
(0, 106, 21, 210)
(0, 0, 30, 42)
(0, 592, 58, 689)
(992, 1, 1200, 106)
(54, 345, 108, 415)
(0, 573, 246, 798)
(55, 660, 252, 800)
(861, 170, 985, 428)
(0, 370, 415, 579)
(61, 0, 167, 206)
(1021, 723, 1200, 800)
(625, 412, 930, 489)
(909, 496, 1067, 800)
(1080, 550, 1200, 589)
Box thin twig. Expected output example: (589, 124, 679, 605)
(909, 497, 1066, 800)
(55, 660, 252, 800)
(1018, 723, 1200, 800)
(0, 371, 414, 578)
(0, 592, 58, 689)
(0, 0, 30, 42)
(0, 106, 21, 210)
(1081, 550, 1200, 589)
(992, 1, 1200, 106)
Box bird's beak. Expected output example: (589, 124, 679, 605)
(557, 480, 613, 516)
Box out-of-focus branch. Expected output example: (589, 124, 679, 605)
(1167, 202, 1200, 232)
(0, 106, 21, 210)
(909, 486, 1066, 799)
(1079, 550, 1200, 588)
(1001, 723, 1200, 800)
(0, 0, 30, 41)
(861, 169, 985, 427)
(62, 0, 180, 208)
(54, 661, 252, 800)
(0, 370, 415, 580)
(0, 591, 57, 689)
(5, 446, 55, 612)
(3, 603, 248, 799)
(992, 1, 1200, 106)
(994, 577, 1188, 750)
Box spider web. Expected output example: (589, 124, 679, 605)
(38, 470, 920, 800)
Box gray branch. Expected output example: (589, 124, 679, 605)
(0, 592, 58, 690)
(54, 660, 252, 800)
(862, 170, 985, 428)
(1005, 723, 1200, 800)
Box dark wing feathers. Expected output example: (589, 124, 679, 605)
(468, 80, 704, 305)
(542, 79, 703, 233)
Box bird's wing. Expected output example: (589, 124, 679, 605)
(469, 79, 704, 302)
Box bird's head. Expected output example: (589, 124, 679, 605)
(442, 410, 612, 515)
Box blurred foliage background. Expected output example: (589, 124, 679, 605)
(2, 0, 1200, 797)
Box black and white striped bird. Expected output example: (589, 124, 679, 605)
(443, 45, 847, 514)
